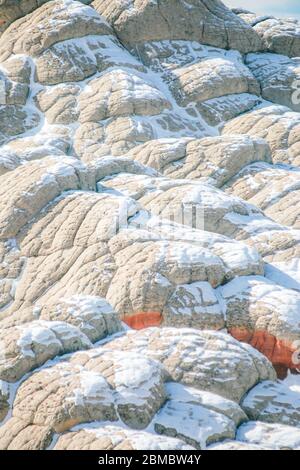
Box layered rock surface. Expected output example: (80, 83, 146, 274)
(0, 0, 300, 451)
(235, 8, 300, 57)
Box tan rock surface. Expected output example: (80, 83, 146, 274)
(93, 0, 262, 52)
(0, 0, 299, 451)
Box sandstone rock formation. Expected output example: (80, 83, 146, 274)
(93, 0, 262, 52)
(235, 8, 300, 57)
(0, 0, 300, 451)
(54, 425, 194, 450)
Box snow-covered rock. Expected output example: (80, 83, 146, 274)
(93, 0, 262, 52)
(0, 0, 299, 451)
(235, 10, 300, 57)
(237, 421, 300, 450)
(242, 380, 300, 427)
(54, 424, 194, 450)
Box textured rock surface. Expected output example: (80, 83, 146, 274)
(54, 425, 195, 450)
(220, 276, 300, 377)
(0, 0, 300, 451)
(0, 0, 49, 33)
(125, 135, 271, 184)
(222, 105, 300, 165)
(235, 9, 300, 57)
(93, 0, 262, 52)
(242, 380, 300, 427)
(236, 421, 300, 449)
(0, 328, 275, 449)
(245, 53, 300, 112)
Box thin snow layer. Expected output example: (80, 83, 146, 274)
(16, 320, 91, 358)
(156, 240, 219, 266)
(242, 379, 300, 426)
(62, 295, 116, 317)
(154, 399, 235, 449)
(69, 370, 113, 407)
(225, 213, 284, 236)
(165, 382, 246, 425)
(220, 275, 300, 332)
(284, 372, 300, 394)
(111, 352, 164, 406)
(0, 380, 9, 397)
(207, 440, 272, 450)
(50, 0, 111, 27)
(167, 281, 222, 317)
(52, 34, 143, 72)
(77, 423, 195, 450)
(0, 0, 300, 452)
(246, 53, 300, 98)
(146, 216, 262, 274)
(79, 371, 112, 402)
(240, 162, 300, 205)
(0, 129, 69, 162)
(237, 421, 300, 449)
(143, 39, 253, 76)
(79, 69, 168, 108)
(182, 182, 253, 211)
(123, 431, 192, 450)
(16, 323, 61, 358)
(265, 260, 300, 292)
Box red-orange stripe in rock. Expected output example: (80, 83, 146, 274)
(229, 327, 299, 379)
(123, 311, 162, 330)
